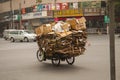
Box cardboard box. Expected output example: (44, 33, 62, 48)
(57, 31, 72, 37)
(35, 25, 44, 36)
(78, 17, 86, 23)
(62, 23, 71, 32)
(43, 24, 52, 35)
(66, 19, 78, 30)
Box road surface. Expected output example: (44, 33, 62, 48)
(0, 34, 120, 80)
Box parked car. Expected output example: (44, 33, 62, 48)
(8, 30, 37, 42)
(3, 29, 16, 40)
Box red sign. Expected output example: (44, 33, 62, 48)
(33, 5, 37, 12)
(56, 3, 62, 10)
(61, 3, 68, 10)
(22, 8, 26, 14)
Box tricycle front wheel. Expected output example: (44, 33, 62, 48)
(36, 50, 44, 62)
(66, 56, 75, 65)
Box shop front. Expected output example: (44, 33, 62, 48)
(83, 7, 106, 34)
(22, 10, 53, 29)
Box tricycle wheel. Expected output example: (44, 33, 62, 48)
(66, 56, 75, 65)
(51, 56, 60, 66)
(36, 50, 44, 62)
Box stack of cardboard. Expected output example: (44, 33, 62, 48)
(35, 17, 87, 57)
(35, 17, 87, 37)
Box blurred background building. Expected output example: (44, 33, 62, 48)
(1, 0, 119, 36)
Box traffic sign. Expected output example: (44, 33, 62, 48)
(104, 15, 110, 23)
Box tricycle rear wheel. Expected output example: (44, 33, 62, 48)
(66, 56, 75, 65)
(51, 55, 60, 66)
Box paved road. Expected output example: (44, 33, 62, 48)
(0, 34, 120, 80)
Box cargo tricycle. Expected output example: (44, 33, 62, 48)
(35, 17, 87, 66)
(36, 30, 87, 66)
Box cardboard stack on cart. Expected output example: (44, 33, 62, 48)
(35, 17, 87, 57)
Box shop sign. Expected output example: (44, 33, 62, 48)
(33, 12, 42, 18)
(50, 4, 55, 10)
(47, 11, 53, 16)
(73, 2, 78, 9)
(22, 13, 33, 20)
(33, 5, 38, 12)
(69, 3, 73, 9)
(82, 1, 101, 8)
(69, 2, 81, 9)
(56, 3, 62, 10)
(22, 11, 48, 20)
(5, 15, 18, 21)
(37, 4, 42, 11)
(61, 3, 69, 10)
(42, 4, 48, 10)
(42, 11, 47, 16)
(83, 8, 101, 16)
(54, 9, 83, 17)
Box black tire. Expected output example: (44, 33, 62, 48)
(10, 37, 15, 42)
(36, 50, 44, 62)
(33, 40, 36, 42)
(4, 37, 7, 40)
(51, 55, 60, 66)
(24, 37, 29, 42)
(66, 56, 75, 65)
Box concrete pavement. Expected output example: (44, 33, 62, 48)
(0, 34, 119, 80)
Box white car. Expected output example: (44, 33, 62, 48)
(8, 30, 37, 42)
(3, 29, 16, 40)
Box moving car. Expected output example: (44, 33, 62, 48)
(8, 30, 36, 42)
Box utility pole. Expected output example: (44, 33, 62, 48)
(19, 2, 22, 29)
(108, 0, 116, 80)
(10, 0, 13, 29)
(54, 0, 58, 21)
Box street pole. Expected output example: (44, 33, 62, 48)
(19, 2, 22, 29)
(54, 0, 58, 21)
(108, 0, 116, 80)
(10, 0, 13, 29)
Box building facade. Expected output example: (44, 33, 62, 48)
(0, 0, 107, 35)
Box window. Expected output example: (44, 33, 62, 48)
(10, 31, 18, 35)
(25, 7, 33, 13)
